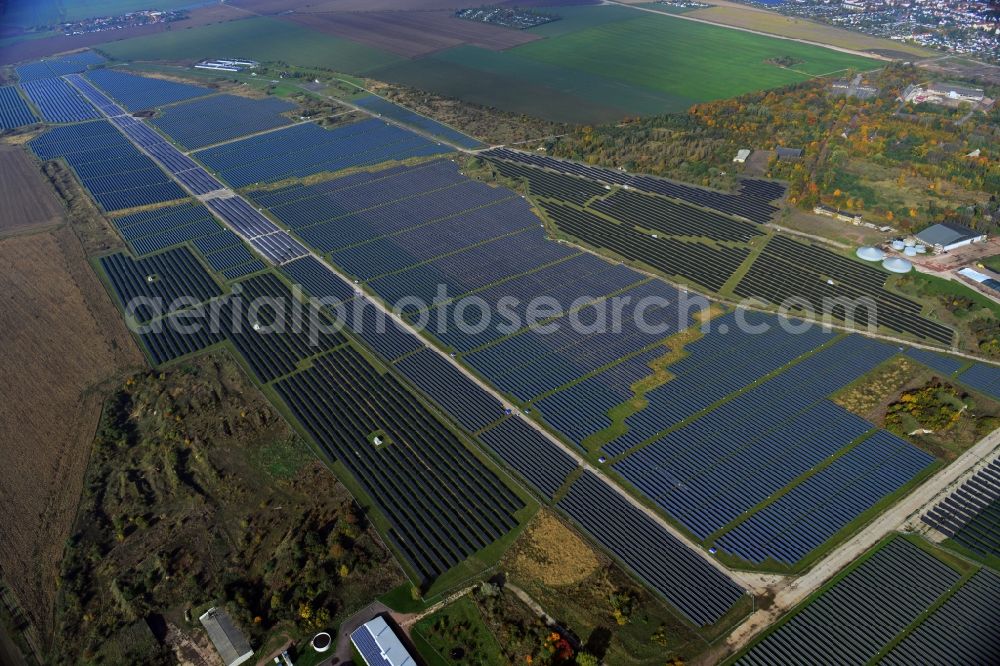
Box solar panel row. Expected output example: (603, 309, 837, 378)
(28, 120, 187, 212)
(20, 78, 100, 123)
(354, 94, 483, 149)
(735, 537, 960, 665)
(0, 86, 38, 129)
(194, 119, 452, 187)
(15, 51, 105, 82)
(85, 68, 212, 111)
(150, 94, 295, 149)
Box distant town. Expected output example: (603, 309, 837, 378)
(59, 9, 187, 37)
(738, 0, 1000, 64)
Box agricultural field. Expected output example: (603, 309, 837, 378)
(0, 224, 143, 640)
(99, 17, 403, 75)
(92, 3, 881, 122)
(367, 9, 878, 122)
(0, 143, 64, 233)
(681, 3, 933, 58)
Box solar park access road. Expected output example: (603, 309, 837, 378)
(61, 70, 754, 597)
(63, 73, 308, 266)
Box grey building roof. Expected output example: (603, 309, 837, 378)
(776, 147, 803, 158)
(199, 608, 253, 666)
(927, 82, 984, 99)
(915, 222, 984, 248)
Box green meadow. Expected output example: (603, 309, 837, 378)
(100, 17, 401, 75)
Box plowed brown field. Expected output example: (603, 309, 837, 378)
(282, 10, 539, 57)
(0, 225, 143, 637)
(0, 145, 63, 235)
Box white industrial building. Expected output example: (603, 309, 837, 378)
(915, 222, 987, 252)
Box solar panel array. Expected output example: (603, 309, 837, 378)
(139, 273, 345, 379)
(395, 349, 505, 433)
(150, 94, 296, 149)
(478, 417, 577, 499)
(100, 247, 222, 322)
(485, 158, 609, 206)
(881, 568, 1000, 665)
(331, 197, 540, 281)
(534, 348, 665, 447)
(590, 187, 763, 243)
(297, 181, 514, 254)
(0, 86, 38, 128)
(111, 202, 265, 277)
(735, 235, 954, 344)
(85, 69, 212, 111)
(28, 120, 187, 212)
(542, 201, 750, 292)
(273, 345, 524, 584)
(429, 254, 645, 353)
(904, 347, 965, 375)
(957, 361, 1000, 400)
(922, 457, 1000, 559)
(559, 471, 745, 626)
(613, 334, 913, 556)
(204, 197, 308, 265)
(20, 78, 100, 123)
(14, 51, 105, 82)
(482, 147, 785, 224)
(279, 255, 355, 304)
(354, 94, 483, 149)
(717, 431, 934, 565)
(465, 281, 693, 402)
(194, 119, 452, 187)
(350, 624, 395, 666)
(735, 537, 960, 665)
(114, 202, 209, 250)
(368, 227, 577, 311)
(601, 311, 838, 456)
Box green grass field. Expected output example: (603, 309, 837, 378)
(369, 7, 879, 122)
(99, 17, 402, 75)
(512, 13, 879, 103)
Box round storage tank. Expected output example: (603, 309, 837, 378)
(891, 240, 906, 251)
(904, 246, 917, 257)
(915, 245, 927, 254)
(904, 238, 916, 247)
(856, 246, 885, 262)
(882, 257, 913, 273)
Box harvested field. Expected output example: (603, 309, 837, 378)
(0, 226, 142, 638)
(0, 145, 63, 234)
(281, 11, 540, 58)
